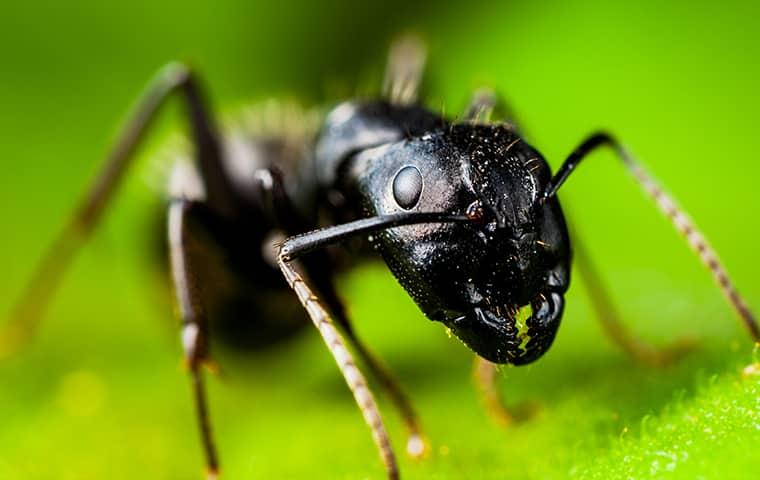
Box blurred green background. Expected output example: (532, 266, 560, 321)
(1, 0, 758, 479)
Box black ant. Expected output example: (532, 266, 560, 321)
(2, 36, 757, 480)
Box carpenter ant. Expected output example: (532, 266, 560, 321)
(2, 36, 758, 480)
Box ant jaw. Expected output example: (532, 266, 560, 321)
(442, 306, 521, 364)
(442, 292, 564, 365)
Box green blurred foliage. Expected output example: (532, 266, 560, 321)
(0, 0, 758, 479)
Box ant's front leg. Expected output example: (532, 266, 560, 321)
(168, 198, 227, 479)
(473, 357, 541, 427)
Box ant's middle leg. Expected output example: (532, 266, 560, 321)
(168, 198, 235, 479)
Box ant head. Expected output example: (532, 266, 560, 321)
(351, 123, 571, 364)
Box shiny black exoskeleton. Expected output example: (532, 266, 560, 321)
(8, 37, 757, 480)
(316, 100, 569, 364)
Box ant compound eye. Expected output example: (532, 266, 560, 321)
(392, 165, 423, 209)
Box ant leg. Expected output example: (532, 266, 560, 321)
(383, 34, 426, 106)
(545, 132, 759, 344)
(473, 357, 540, 427)
(574, 235, 697, 366)
(473, 357, 510, 426)
(168, 199, 224, 479)
(277, 258, 399, 480)
(1, 63, 236, 358)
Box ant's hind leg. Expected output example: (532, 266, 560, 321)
(1, 63, 236, 358)
(473, 357, 540, 427)
(168, 199, 224, 479)
(573, 236, 697, 367)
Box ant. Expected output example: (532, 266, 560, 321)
(2, 36, 757, 480)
